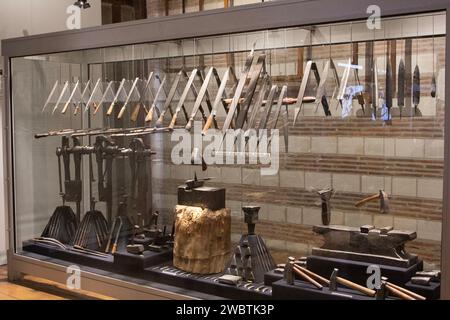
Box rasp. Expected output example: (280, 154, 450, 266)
(385, 59, 393, 122)
(130, 72, 154, 122)
(52, 81, 69, 115)
(293, 60, 313, 125)
(413, 65, 421, 115)
(186, 67, 215, 131)
(42, 81, 59, 113)
(156, 70, 183, 127)
(146, 75, 167, 123)
(397, 59, 405, 114)
(94, 80, 114, 115)
(118, 77, 140, 119)
(222, 49, 255, 134)
(84, 78, 101, 113)
(169, 68, 198, 129)
(235, 54, 266, 129)
(371, 59, 379, 119)
(202, 67, 231, 135)
(107, 78, 126, 116)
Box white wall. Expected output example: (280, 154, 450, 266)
(0, 0, 102, 265)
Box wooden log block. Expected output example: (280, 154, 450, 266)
(173, 205, 231, 274)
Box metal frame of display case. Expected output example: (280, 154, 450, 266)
(2, 0, 450, 299)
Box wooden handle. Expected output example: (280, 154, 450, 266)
(146, 105, 155, 123)
(111, 244, 117, 255)
(130, 104, 141, 122)
(107, 102, 115, 116)
(202, 115, 214, 135)
(61, 102, 70, 114)
(386, 282, 425, 300)
(185, 118, 194, 131)
(336, 276, 376, 297)
(386, 284, 415, 300)
(295, 265, 330, 285)
(155, 112, 165, 127)
(355, 194, 380, 207)
(169, 114, 177, 129)
(73, 105, 80, 116)
(93, 103, 102, 115)
(117, 105, 126, 119)
(293, 266, 323, 289)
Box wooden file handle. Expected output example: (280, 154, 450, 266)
(61, 102, 71, 114)
(169, 114, 177, 129)
(336, 276, 376, 297)
(146, 105, 156, 123)
(117, 105, 127, 119)
(355, 194, 380, 207)
(107, 102, 115, 116)
(293, 266, 323, 289)
(130, 104, 141, 122)
(202, 115, 214, 135)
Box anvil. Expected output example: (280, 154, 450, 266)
(312, 225, 418, 267)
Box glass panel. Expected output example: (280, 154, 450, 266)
(10, 11, 446, 300)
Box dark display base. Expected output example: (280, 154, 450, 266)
(23, 240, 114, 270)
(307, 255, 423, 286)
(22, 240, 172, 274)
(264, 270, 283, 286)
(272, 279, 382, 300)
(405, 281, 440, 300)
(143, 264, 272, 300)
(114, 249, 173, 272)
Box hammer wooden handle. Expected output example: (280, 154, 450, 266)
(293, 266, 323, 289)
(386, 284, 415, 300)
(355, 194, 380, 207)
(386, 282, 425, 300)
(295, 264, 330, 285)
(337, 276, 376, 297)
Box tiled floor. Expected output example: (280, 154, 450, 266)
(0, 266, 112, 300)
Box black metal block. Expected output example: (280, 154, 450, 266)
(405, 281, 440, 300)
(178, 185, 225, 211)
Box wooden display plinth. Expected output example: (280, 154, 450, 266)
(174, 205, 231, 274)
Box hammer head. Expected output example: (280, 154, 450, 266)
(379, 190, 389, 214)
(329, 268, 338, 291)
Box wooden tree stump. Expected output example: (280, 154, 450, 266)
(174, 205, 231, 274)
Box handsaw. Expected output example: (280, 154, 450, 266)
(222, 48, 256, 134)
(84, 78, 102, 113)
(42, 81, 59, 113)
(235, 54, 266, 129)
(202, 67, 231, 135)
(413, 65, 421, 116)
(186, 67, 215, 131)
(118, 77, 140, 119)
(146, 75, 167, 123)
(52, 81, 69, 115)
(169, 68, 199, 129)
(107, 78, 126, 116)
(94, 81, 114, 115)
(61, 80, 80, 114)
(156, 70, 183, 127)
(397, 59, 405, 116)
(130, 72, 154, 122)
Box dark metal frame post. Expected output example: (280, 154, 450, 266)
(1, 0, 450, 298)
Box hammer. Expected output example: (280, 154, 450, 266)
(329, 268, 376, 297)
(355, 190, 390, 214)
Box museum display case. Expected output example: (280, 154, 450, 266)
(2, 0, 450, 300)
